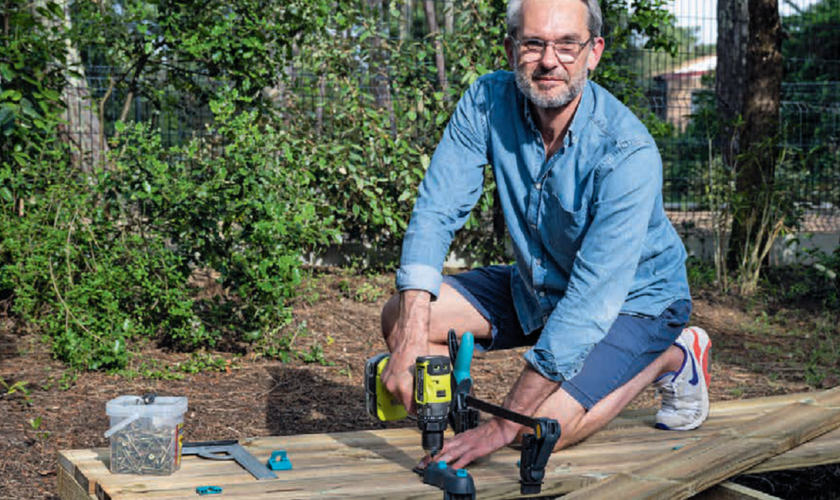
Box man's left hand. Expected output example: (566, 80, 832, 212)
(417, 417, 521, 470)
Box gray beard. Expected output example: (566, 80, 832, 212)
(514, 65, 587, 109)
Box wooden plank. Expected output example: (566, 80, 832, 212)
(752, 427, 840, 473)
(57, 389, 840, 500)
(559, 387, 840, 500)
(694, 481, 784, 500)
(57, 466, 98, 500)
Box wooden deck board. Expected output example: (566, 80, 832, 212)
(57, 390, 840, 500)
(560, 387, 840, 500)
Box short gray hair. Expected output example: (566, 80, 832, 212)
(507, 0, 603, 39)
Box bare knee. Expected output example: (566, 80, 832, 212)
(380, 293, 400, 351)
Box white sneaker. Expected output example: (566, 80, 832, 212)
(654, 326, 712, 431)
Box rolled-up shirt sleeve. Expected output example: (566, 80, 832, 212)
(396, 79, 491, 298)
(523, 140, 662, 381)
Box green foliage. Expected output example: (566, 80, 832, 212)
(281, 0, 680, 266)
(594, 0, 678, 136)
(0, 0, 68, 162)
(0, 376, 32, 405)
(70, 0, 337, 114)
(2, 0, 683, 372)
(1, 92, 339, 370)
(782, 0, 840, 82)
(1, 0, 70, 221)
(775, 237, 840, 310)
(176, 352, 238, 374)
(354, 282, 383, 303)
(685, 257, 716, 289)
(298, 344, 333, 365)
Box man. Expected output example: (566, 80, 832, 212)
(380, 0, 712, 469)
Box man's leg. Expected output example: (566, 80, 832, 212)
(527, 300, 705, 450)
(381, 265, 530, 357)
(531, 344, 684, 450)
(381, 281, 493, 356)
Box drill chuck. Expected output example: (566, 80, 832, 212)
(421, 427, 444, 453)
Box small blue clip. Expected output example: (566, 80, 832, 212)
(196, 486, 223, 495)
(268, 450, 293, 471)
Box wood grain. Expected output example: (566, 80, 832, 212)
(560, 387, 840, 500)
(56, 389, 840, 500)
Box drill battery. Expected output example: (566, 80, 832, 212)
(364, 353, 408, 421)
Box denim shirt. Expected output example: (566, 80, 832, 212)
(395, 71, 691, 382)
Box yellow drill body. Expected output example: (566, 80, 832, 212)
(415, 355, 451, 454)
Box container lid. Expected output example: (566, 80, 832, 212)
(106, 395, 188, 418)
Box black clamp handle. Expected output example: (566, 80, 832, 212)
(518, 418, 561, 494)
(445, 329, 561, 495)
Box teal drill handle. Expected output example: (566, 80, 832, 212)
(453, 331, 474, 384)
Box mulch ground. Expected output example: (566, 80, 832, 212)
(0, 269, 837, 500)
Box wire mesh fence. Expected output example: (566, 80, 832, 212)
(63, 0, 840, 232)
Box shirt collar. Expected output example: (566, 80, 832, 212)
(520, 80, 595, 147)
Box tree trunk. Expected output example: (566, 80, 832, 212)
(444, 0, 454, 34)
(399, 0, 413, 40)
(715, 0, 748, 168)
(54, 0, 108, 171)
(423, 0, 448, 95)
(725, 0, 783, 273)
(367, 0, 396, 136)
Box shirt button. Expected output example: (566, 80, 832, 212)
(535, 182, 542, 190)
(535, 258, 541, 266)
(531, 223, 537, 230)
(539, 291, 545, 297)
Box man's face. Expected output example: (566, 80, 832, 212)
(505, 0, 604, 109)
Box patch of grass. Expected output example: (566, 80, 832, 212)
(119, 360, 186, 381)
(354, 283, 383, 303)
(685, 258, 717, 289)
(176, 352, 239, 374)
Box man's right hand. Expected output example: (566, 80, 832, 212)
(380, 290, 433, 414)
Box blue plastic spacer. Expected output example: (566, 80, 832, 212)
(437, 460, 448, 469)
(268, 450, 293, 471)
(456, 469, 468, 478)
(196, 486, 223, 495)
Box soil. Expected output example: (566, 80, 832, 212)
(0, 269, 837, 500)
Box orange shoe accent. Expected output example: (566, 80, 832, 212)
(691, 328, 702, 366)
(702, 340, 712, 387)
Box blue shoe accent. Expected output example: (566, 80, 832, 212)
(654, 423, 672, 430)
(687, 353, 699, 386)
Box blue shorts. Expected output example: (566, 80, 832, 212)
(444, 265, 691, 409)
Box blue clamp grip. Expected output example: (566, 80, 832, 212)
(268, 450, 293, 471)
(196, 486, 223, 495)
(453, 332, 474, 385)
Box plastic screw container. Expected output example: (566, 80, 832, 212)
(105, 395, 188, 475)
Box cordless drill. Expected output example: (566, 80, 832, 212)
(364, 354, 452, 455)
(414, 355, 452, 455)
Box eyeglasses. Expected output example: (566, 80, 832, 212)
(511, 36, 593, 63)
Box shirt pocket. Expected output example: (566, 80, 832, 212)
(541, 191, 590, 270)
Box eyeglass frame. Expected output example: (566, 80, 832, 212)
(509, 35, 594, 63)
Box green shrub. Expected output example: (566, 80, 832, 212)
(1, 94, 339, 370)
